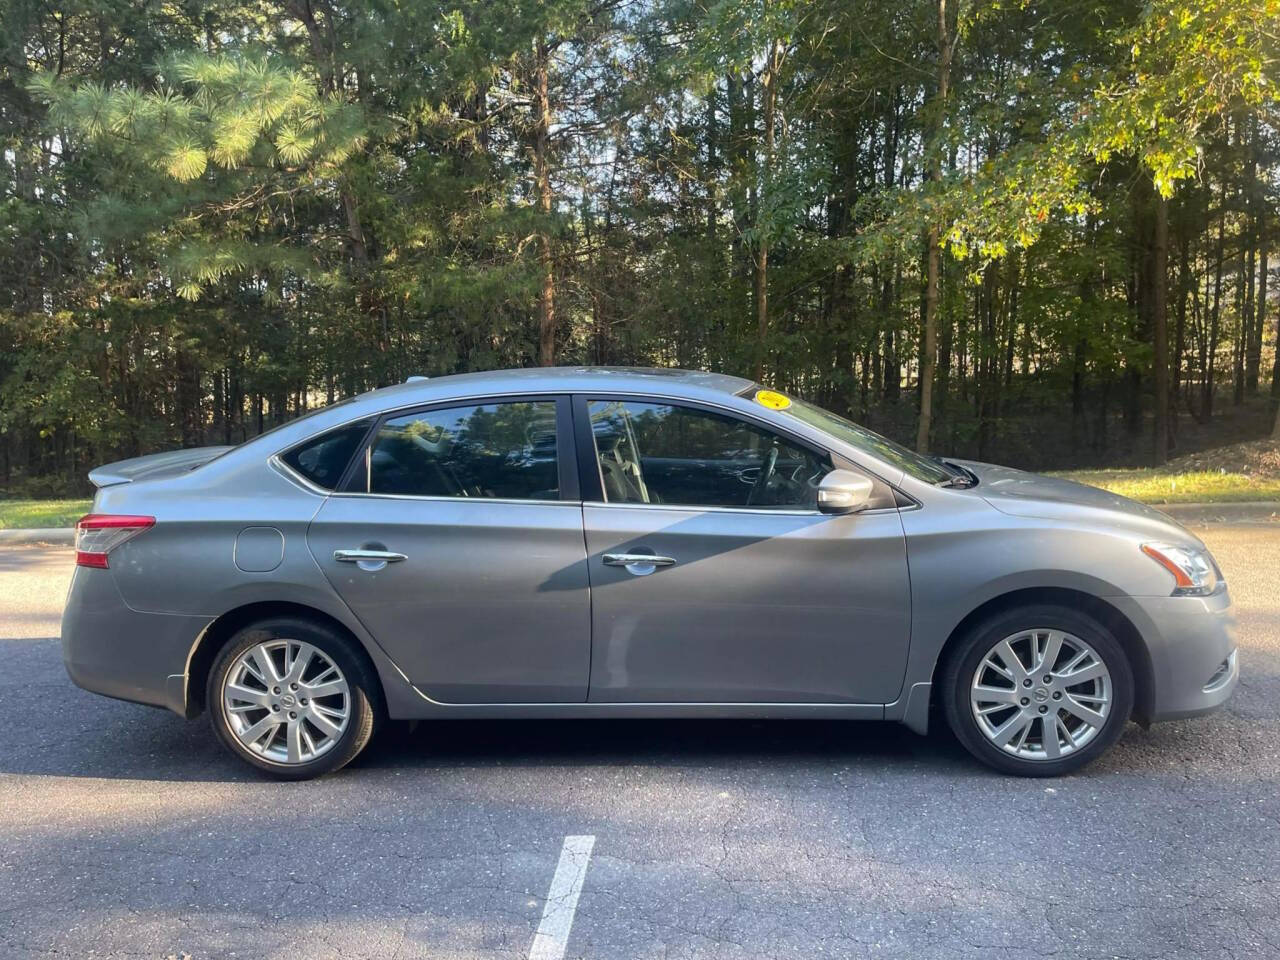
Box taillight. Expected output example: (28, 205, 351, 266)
(75, 514, 155, 568)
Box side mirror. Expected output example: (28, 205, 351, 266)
(817, 469, 875, 515)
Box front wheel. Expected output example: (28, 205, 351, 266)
(941, 605, 1134, 777)
(208, 617, 381, 780)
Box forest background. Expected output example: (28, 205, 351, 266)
(1, 0, 1277, 495)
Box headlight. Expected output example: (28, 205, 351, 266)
(1141, 542, 1220, 596)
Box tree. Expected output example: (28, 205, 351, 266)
(916, 0, 956, 452)
(3, 0, 1277, 494)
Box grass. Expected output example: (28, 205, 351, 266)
(0, 498, 93, 530)
(1054, 469, 1280, 504)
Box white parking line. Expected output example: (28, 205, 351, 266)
(528, 835, 596, 960)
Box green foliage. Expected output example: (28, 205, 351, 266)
(0, 0, 1276, 494)
(0, 499, 93, 529)
(927, 0, 1279, 268)
(1056, 470, 1280, 505)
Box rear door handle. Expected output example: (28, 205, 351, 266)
(334, 549, 407, 568)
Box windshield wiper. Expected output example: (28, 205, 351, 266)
(932, 459, 978, 488)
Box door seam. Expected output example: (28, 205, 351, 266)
(580, 501, 593, 704)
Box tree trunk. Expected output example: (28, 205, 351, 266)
(918, 228, 941, 450)
(1071, 336, 1087, 453)
(977, 262, 998, 460)
(916, 0, 951, 452)
(754, 37, 782, 381)
(1233, 238, 1246, 406)
(1173, 228, 1190, 406)
(883, 280, 900, 399)
(880, 89, 901, 402)
(1126, 176, 1152, 440)
(937, 254, 953, 438)
(175, 348, 203, 448)
(533, 38, 556, 366)
(705, 89, 718, 244)
(1245, 239, 1259, 394)
(1261, 236, 1276, 403)
(1204, 209, 1225, 419)
(1245, 116, 1262, 394)
(1152, 193, 1170, 464)
(726, 71, 751, 325)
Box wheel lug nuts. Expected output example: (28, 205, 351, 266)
(289, 711, 297, 719)
(273, 686, 281, 694)
(300, 698, 309, 705)
(1038, 705, 1048, 714)
(271, 705, 280, 712)
(1052, 691, 1062, 700)
(1020, 697, 1030, 706)
(1043, 676, 1052, 684)
(290, 683, 298, 690)
(1023, 679, 1033, 688)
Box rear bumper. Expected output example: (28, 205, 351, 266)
(61, 567, 210, 717)
(1110, 588, 1238, 723)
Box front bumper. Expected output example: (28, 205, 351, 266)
(61, 567, 211, 717)
(1110, 587, 1238, 722)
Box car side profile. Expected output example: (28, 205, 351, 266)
(61, 367, 1237, 779)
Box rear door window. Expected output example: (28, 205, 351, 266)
(359, 401, 561, 500)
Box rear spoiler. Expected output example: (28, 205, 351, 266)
(88, 446, 233, 488)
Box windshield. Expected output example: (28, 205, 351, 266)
(780, 396, 955, 484)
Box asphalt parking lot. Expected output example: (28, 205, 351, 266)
(2, 525, 1279, 960)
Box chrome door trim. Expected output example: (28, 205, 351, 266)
(329, 491, 579, 507)
(583, 499, 901, 518)
(269, 454, 334, 497)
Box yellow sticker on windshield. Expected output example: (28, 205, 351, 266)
(754, 390, 792, 410)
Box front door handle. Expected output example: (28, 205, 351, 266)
(334, 549, 407, 572)
(602, 553, 677, 576)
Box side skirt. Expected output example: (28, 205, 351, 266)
(393, 691, 886, 722)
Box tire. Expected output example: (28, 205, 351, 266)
(941, 604, 1134, 777)
(207, 616, 382, 780)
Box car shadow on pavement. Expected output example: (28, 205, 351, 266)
(3, 635, 990, 782)
(4, 683, 982, 782)
(3, 632, 1264, 783)
(0, 698, 1259, 784)
(360, 715, 976, 775)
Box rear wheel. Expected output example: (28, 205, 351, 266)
(208, 617, 381, 780)
(941, 605, 1134, 776)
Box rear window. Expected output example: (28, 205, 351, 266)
(280, 419, 373, 490)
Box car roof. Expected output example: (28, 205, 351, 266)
(195, 365, 913, 492)
(366, 366, 755, 405)
(222, 367, 758, 461)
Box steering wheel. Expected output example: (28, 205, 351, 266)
(746, 445, 779, 506)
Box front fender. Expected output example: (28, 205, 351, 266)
(886, 497, 1161, 726)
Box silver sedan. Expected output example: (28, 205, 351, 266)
(62, 367, 1236, 779)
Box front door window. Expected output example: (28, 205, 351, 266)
(586, 400, 829, 509)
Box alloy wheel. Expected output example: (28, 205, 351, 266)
(969, 628, 1112, 761)
(222, 639, 351, 765)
